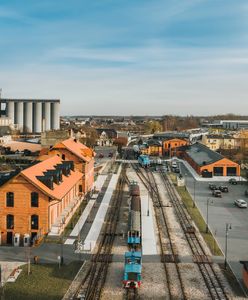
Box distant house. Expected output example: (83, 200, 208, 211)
(180, 142, 240, 177)
(96, 128, 118, 146)
(140, 139, 163, 156)
(202, 134, 235, 151)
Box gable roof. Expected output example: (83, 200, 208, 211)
(21, 155, 82, 200)
(184, 142, 224, 166)
(52, 138, 94, 163)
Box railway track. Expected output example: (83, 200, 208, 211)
(132, 163, 229, 300)
(74, 165, 125, 300)
(132, 164, 188, 300)
(124, 288, 138, 300)
(159, 170, 229, 300)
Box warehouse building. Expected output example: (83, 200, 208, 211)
(0, 99, 60, 133)
(181, 142, 240, 177)
(0, 155, 83, 245)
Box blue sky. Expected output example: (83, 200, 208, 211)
(0, 0, 247, 115)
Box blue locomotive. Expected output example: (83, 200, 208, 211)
(123, 251, 142, 288)
(138, 155, 150, 168)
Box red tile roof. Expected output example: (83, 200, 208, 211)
(21, 155, 82, 200)
(52, 138, 94, 163)
(3, 141, 41, 152)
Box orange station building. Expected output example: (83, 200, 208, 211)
(163, 138, 189, 157)
(41, 138, 95, 194)
(181, 142, 240, 177)
(0, 155, 83, 245)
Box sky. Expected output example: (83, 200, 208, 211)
(0, 0, 247, 116)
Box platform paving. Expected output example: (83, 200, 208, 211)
(79, 165, 122, 252)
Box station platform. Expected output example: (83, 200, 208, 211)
(80, 166, 122, 252)
(64, 175, 108, 245)
(141, 194, 158, 255)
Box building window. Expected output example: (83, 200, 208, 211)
(31, 192, 39, 207)
(6, 214, 14, 229)
(6, 192, 14, 207)
(31, 215, 39, 230)
(62, 154, 65, 160)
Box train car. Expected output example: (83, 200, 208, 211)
(129, 181, 140, 197)
(127, 195, 141, 247)
(123, 251, 142, 289)
(138, 155, 150, 168)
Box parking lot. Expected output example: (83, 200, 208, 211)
(180, 162, 248, 292)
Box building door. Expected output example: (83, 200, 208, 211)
(31, 232, 37, 245)
(6, 232, 13, 244)
(227, 167, 237, 176)
(213, 167, 223, 176)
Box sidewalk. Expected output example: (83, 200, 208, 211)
(78, 165, 122, 252)
(64, 175, 108, 245)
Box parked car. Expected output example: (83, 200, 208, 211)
(212, 190, 222, 197)
(98, 153, 104, 158)
(219, 186, 229, 192)
(229, 178, 238, 185)
(234, 199, 247, 208)
(209, 183, 218, 190)
(108, 152, 113, 157)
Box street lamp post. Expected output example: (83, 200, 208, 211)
(193, 177, 196, 208)
(224, 223, 232, 269)
(147, 189, 150, 216)
(206, 198, 213, 233)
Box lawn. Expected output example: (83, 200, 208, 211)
(3, 261, 81, 300)
(169, 173, 222, 256)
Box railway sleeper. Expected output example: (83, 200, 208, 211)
(92, 253, 113, 263)
(161, 254, 180, 263)
(184, 226, 196, 234)
(193, 254, 212, 264)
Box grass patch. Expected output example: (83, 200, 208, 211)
(169, 173, 222, 256)
(3, 262, 81, 300)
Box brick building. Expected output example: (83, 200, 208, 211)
(181, 143, 240, 177)
(41, 138, 95, 194)
(0, 155, 82, 245)
(162, 138, 189, 157)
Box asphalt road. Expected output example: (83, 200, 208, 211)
(179, 162, 248, 292)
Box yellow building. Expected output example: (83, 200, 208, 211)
(202, 134, 235, 151)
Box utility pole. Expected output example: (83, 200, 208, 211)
(224, 223, 232, 269)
